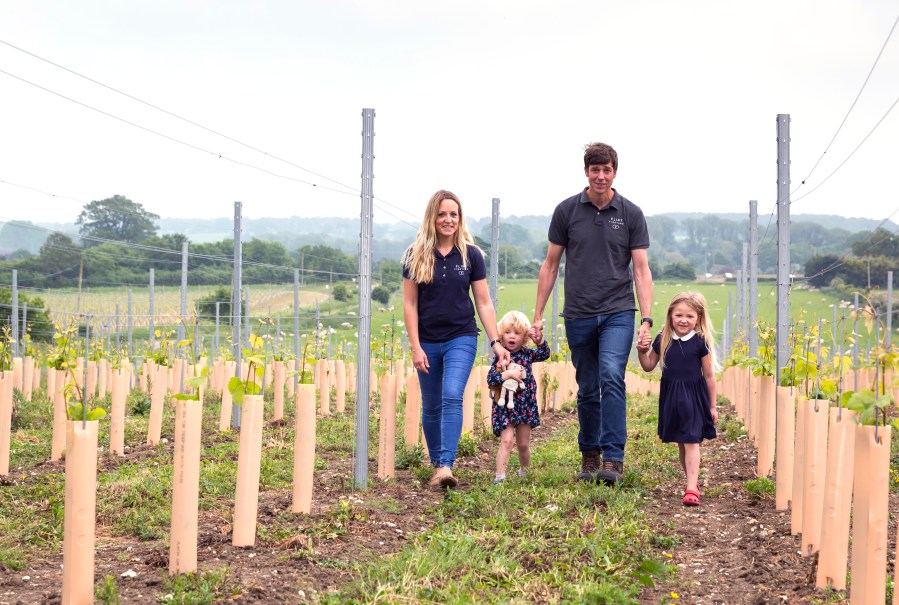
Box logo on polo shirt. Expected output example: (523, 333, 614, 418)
(609, 217, 624, 230)
(454, 264, 466, 275)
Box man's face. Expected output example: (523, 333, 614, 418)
(584, 162, 616, 200)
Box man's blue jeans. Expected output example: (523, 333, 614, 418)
(564, 311, 635, 462)
(417, 335, 477, 469)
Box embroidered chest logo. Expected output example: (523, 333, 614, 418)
(608, 217, 624, 230)
(453, 264, 467, 276)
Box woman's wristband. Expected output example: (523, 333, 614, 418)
(489, 338, 502, 348)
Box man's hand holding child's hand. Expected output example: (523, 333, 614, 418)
(636, 331, 652, 354)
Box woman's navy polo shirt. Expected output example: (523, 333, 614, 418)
(403, 245, 486, 343)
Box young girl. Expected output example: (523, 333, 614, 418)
(636, 292, 719, 506)
(486, 311, 551, 484)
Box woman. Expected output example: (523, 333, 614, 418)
(403, 190, 510, 488)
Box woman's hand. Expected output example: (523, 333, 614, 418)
(492, 341, 510, 369)
(412, 347, 429, 374)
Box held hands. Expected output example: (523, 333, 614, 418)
(636, 321, 652, 351)
(491, 339, 511, 369)
(635, 331, 652, 354)
(530, 318, 545, 344)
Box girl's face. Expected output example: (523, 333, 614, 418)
(502, 326, 527, 352)
(670, 302, 699, 337)
(434, 199, 460, 240)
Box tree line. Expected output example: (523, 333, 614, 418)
(1, 195, 895, 294)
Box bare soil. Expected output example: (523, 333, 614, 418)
(1, 399, 895, 604)
(640, 404, 898, 604)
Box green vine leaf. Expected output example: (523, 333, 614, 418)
(66, 404, 107, 421)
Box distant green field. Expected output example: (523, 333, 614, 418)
(26, 279, 882, 359)
(466, 279, 875, 348)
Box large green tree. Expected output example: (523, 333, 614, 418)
(296, 244, 356, 282)
(850, 228, 899, 258)
(77, 195, 159, 245)
(0, 289, 54, 343)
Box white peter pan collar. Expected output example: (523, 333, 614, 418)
(672, 330, 696, 341)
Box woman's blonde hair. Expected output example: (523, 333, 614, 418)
(658, 291, 719, 372)
(401, 190, 476, 284)
(498, 310, 532, 348)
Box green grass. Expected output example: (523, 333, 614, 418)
(316, 393, 680, 604)
(95, 574, 121, 605)
(489, 278, 856, 341)
(743, 477, 776, 500)
(0, 374, 474, 567)
(162, 567, 241, 603)
(2, 378, 682, 603)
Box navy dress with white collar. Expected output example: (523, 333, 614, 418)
(651, 331, 717, 443)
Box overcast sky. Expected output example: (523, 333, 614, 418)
(1, 1, 898, 231)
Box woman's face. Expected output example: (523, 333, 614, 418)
(434, 199, 460, 239)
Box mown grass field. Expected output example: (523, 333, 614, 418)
(28, 278, 881, 362)
(464, 279, 874, 352)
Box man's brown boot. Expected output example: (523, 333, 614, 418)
(576, 450, 601, 482)
(595, 459, 624, 485)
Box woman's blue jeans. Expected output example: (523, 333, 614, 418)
(564, 311, 635, 462)
(417, 335, 477, 469)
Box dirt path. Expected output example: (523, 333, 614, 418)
(641, 399, 898, 604)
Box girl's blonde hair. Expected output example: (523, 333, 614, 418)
(498, 310, 532, 348)
(401, 190, 476, 284)
(658, 291, 719, 372)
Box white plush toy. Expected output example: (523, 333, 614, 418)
(490, 362, 525, 410)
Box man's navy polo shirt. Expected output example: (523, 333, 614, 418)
(547, 188, 649, 318)
(403, 245, 486, 343)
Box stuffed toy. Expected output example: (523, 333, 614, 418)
(489, 363, 524, 410)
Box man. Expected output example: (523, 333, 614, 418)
(533, 142, 653, 485)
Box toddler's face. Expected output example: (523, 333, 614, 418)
(502, 327, 527, 352)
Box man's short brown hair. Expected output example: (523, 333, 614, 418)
(584, 142, 618, 171)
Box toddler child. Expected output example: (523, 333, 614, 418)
(487, 311, 551, 484)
